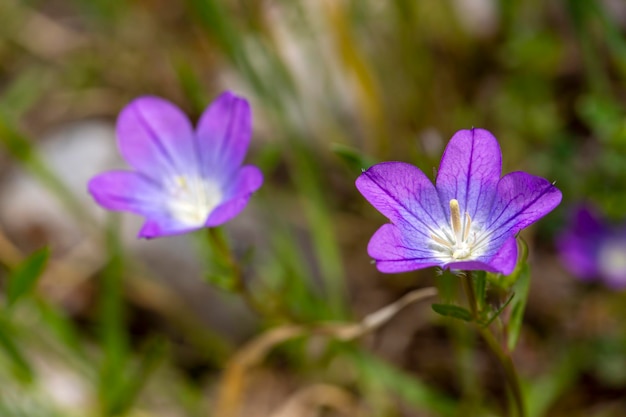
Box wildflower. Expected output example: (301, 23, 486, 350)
(89, 91, 263, 238)
(356, 128, 561, 275)
(557, 205, 626, 289)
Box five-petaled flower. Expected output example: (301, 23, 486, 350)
(89, 91, 263, 238)
(356, 128, 562, 275)
(557, 205, 626, 289)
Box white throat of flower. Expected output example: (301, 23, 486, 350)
(430, 199, 484, 261)
(598, 240, 626, 280)
(167, 175, 223, 227)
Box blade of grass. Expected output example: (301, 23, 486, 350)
(109, 338, 168, 415)
(0, 316, 34, 384)
(350, 348, 458, 417)
(98, 215, 129, 415)
(0, 115, 93, 226)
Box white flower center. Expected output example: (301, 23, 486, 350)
(430, 199, 486, 261)
(598, 239, 626, 280)
(166, 175, 223, 227)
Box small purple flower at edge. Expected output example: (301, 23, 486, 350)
(88, 91, 263, 238)
(557, 205, 626, 289)
(356, 128, 562, 276)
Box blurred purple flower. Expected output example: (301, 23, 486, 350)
(557, 205, 626, 289)
(356, 128, 562, 275)
(89, 91, 263, 238)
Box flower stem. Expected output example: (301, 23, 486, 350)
(206, 227, 265, 316)
(461, 272, 526, 417)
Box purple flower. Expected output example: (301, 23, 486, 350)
(557, 205, 626, 289)
(356, 128, 562, 275)
(88, 91, 263, 238)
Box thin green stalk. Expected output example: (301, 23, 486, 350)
(462, 273, 526, 417)
(206, 228, 265, 316)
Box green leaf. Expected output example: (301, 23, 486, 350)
(432, 303, 473, 322)
(6, 248, 49, 307)
(507, 263, 530, 351)
(480, 291, 515, 328)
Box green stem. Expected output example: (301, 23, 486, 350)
(462, 272, 526, 417)
(206, 228, 265, 316)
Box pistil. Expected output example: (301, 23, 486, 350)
(450, 199, 463, 243)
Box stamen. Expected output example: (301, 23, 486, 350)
(431, 233, 453, 249)
(463, 212, 471, 242)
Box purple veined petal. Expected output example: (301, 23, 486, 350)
(486, 171, 562, 238)
(117, 96, 197, 180)
(205, 165, 264, 227)
(196, 91, 251, 177)
(485, 236, 518, 275)
(436, 128, 502, 225)
(88, 170, 165, 215)
(368, 224, 441, 273)
(356, 162, 448, 241)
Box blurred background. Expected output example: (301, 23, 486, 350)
(0, 0, 625, 416)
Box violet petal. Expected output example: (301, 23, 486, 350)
(436, 128, 501, 224)
(556, 206, 603, 279)
(356, 161, 447, 241)
(88, 171, 163, 215)
(205, 165, 263, 227)
(116, 96, 196, 180)
(138, 217, 201, 239)
(196, 91, 251, 178)
(487, 171, 562, 237)
(368, 224, 440, 273)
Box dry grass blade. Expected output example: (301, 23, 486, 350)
(269, 383, 367, 417)
(215, 287, 437, 417)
